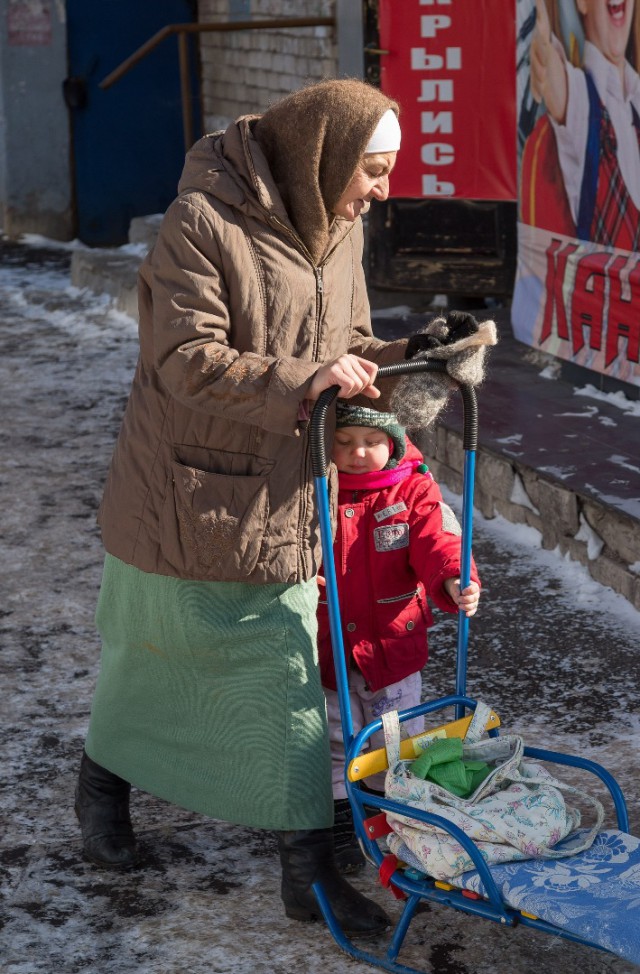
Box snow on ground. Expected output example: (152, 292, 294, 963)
(574, 384, 640, 417)
(1, 243, 639, 974)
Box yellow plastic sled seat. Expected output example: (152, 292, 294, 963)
(346, 709, 501, 783)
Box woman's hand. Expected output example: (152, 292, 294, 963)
(443, 578, 481, 617)
(307, 354, 380, 401)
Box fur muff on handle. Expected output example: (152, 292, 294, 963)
(391, 314, 498, 431)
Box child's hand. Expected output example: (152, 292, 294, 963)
(444, 578, 480, 617)
(530, 0, 568, 124)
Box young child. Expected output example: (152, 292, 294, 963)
(317, 402, 481, 873)
(529, 0, 640, 245)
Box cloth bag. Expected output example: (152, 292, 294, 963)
(383, 702, 605, 880)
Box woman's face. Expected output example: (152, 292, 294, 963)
(577, 0, 634, 66)
(331, 151, 398, 222)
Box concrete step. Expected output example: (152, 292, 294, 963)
(129, 213, 163, 249)
(71, 248, 141, 319)
(70, 214, 162, 318)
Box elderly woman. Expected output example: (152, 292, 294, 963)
(75, 79, 409, 936)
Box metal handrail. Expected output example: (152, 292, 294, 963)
(99, 17, 336, 151)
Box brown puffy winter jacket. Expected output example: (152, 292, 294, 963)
(98, 117, 408, 584)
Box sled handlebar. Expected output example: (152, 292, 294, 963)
(309, 359, 477, 478)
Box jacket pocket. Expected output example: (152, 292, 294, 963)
(376, 589, 432, 636)
(161, 459, 270, 581)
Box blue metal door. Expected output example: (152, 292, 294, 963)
(66, 1, 199, 245)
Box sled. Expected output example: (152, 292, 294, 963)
(310, 359, 640, 972)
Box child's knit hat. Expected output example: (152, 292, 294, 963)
(335, 402, 407, 469)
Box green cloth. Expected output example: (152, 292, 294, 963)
(410, 737, 491, 798)
(85, 554, 333, 830)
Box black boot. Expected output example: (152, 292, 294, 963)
(277, 828, 390, 937)
(74, 750, 138, 868)
(333, 798, 366, 874)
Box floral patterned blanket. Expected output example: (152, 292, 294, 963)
(391, 829, 640, 965)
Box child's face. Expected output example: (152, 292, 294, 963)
(332, 425, 391, 474)
(577, 0, 634, 66)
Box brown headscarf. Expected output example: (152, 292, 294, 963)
(254, 79, 400, 263)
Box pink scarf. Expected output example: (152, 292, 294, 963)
(337, 458, 425, 492)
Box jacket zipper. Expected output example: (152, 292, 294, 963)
(268, 215, 328, 360)
(267, 217, 326, 579)
(266, 214, 353, 580)
(295, 266, 326, 575)
(313, 266, 324, 359)
(377, 590, 419, 604)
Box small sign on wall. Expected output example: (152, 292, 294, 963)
(7, 0, 52, 46)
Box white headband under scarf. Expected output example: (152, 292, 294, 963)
(365, 108, 401, 154)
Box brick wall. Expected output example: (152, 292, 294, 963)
(198, 1, 338, 132)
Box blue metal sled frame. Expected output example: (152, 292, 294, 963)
(309, 360, 630, 972)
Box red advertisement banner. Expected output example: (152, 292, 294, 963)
(378, 0, 517, 200)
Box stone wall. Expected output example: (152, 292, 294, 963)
(198, 1, 338, 132)
(416, 425, 640, 611)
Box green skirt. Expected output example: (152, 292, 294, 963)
(85, 555, 333, 830)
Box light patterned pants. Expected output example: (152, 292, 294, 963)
(324, 668, 424, 798)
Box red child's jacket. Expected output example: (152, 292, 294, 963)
(317, 441, 480, 693)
